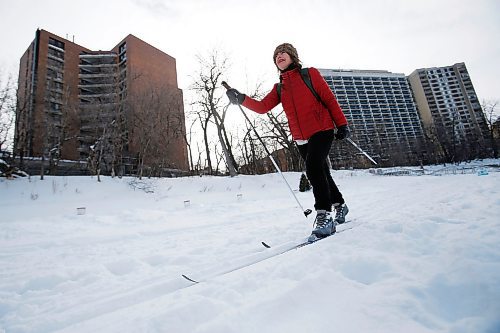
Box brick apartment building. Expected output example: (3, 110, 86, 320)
(15, 29, 189, 175)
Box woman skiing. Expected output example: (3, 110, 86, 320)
(226, 42, 350, 239)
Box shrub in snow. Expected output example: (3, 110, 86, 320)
(299, 173, 311, 192)
(0, 159, 28, 179)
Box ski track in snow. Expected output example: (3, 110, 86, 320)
(1, 163, 500, 333)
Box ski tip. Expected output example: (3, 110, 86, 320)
(182, 274, 199, 284)
(307, 235, 319, 243)
(261, 241, 271, 248)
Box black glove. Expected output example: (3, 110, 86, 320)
(335, 125, 350, 140)
(226, 88, 245, 105)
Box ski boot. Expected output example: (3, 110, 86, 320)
(308, 210, 336, 242)
(333, 203, 349, 224)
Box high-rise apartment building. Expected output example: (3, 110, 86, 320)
(15, 29, 189, 175)
(319, 68, 424, 166)
(408, 62, 490, 159)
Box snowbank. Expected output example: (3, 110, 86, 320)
(1, 164, 499, 332)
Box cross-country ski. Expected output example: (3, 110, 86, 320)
(261, 218, 357, 249)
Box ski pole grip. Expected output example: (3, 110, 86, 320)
(221, 81, 231, 90)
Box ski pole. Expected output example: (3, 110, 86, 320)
(346, 138, 378, 165)
(222, 81, 312, 218)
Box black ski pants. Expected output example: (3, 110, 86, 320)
(297, 130, 344, 212)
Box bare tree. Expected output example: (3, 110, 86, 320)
(48, 84, 80, 175)
(34, 69, 80, 179)
(13, 81, 29, 169)
(239, 122, 258, 174)
(183, 117, 197, 172)
(262, 110, 302, 171)
(482, 99, 499, 158)
(131, 87, 163, 179)
(212, 142, 225, 174)
(194, 141, 204, 173)
(125, 78, 185, 179)
(242, 132, 270, 174)
(190, 50, 238, 176)
(0, 73, 15, 153)
(87, 122, 109, 182)
(194, 105, 214, 173)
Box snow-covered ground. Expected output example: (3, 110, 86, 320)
(1, 161, 500, 333)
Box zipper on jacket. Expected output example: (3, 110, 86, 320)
(286, 71, 305, 140)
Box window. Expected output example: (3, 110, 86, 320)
(50, 102, 61, 111)
(47, 58, 64, 70)
(119, 42, 127, 54)
(47, 68, 63, 80)
(48, 48, 64, 60)
(47, 79, 63, 91)
(49, 37, 65, 50)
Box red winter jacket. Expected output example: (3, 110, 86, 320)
(242, 67, 347, 141)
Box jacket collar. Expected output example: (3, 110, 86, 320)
(280, 66, 300, 80)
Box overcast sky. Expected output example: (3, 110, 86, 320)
(1, 0, 499, 104)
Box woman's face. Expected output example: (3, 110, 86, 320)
(275, 52, 292, 71)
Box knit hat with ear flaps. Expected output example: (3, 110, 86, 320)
(273, 43, 300, 67)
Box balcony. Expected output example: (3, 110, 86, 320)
(80, 53, 116, 59)
(78, 82, 115, 89)
(79, 73, 116, 79)
(47, 108, 62, 116)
